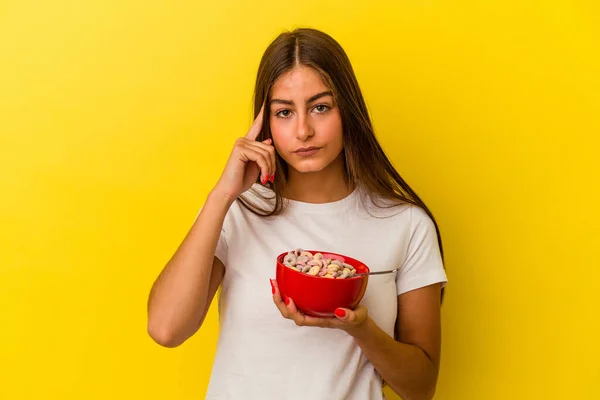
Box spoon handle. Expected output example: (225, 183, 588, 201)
(355, 268, 399, 277)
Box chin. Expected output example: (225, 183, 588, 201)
(288, 160, 329, 174)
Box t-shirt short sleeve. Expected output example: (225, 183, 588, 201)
(214, 225, 229, 266)
(396, 206, 448, 296)
(195, 207, 229, 267)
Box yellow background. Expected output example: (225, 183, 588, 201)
(1, 0, 598, 399)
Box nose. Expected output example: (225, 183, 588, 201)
(295, 113, 314, 141)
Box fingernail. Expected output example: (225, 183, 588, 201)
(335, 308, 346, 318)
(261, 176, 267, 185)
(285, 297, 290, 306)
(269, 279, 275, 294)
(269, 174, 275, 183)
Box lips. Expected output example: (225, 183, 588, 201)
(294, 146, 321, 153)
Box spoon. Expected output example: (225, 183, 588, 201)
(354, 267, 400, 277)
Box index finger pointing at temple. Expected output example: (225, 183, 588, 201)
(245, 102, 266, 141)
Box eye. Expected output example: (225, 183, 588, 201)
(275, 109, 292, 118)
(313, 104, 330, 113)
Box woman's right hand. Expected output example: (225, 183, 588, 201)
(213, 104, 276, 202)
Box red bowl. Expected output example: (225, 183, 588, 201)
(275, 250, 370, 317)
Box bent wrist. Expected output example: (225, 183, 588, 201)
(346, 316, 376, 340)
(208, 186, 237, 208)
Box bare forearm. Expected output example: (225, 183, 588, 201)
(147, 189, 233, 347)
(349, 318, 439, 400)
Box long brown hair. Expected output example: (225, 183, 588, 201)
(238, 28, 445, 295)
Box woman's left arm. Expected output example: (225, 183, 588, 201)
(348, 283, 442, 400)
(271, 280, 443, 400)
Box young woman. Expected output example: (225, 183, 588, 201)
(147, 28, 448, 400)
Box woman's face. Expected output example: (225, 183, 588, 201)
(269, 66, 343, 175)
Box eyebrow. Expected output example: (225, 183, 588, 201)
(270, 91, 333, 106)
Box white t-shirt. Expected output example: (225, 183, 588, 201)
(205, 184, 447, 400)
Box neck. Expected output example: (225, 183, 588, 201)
(284, 155, 353, 204)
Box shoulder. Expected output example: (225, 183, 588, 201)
(408, 204, 436, 228)
(356, 192, 438, 241)
(357, 189, 412, 219)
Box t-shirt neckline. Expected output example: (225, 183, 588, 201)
(284, 186, 359, 214)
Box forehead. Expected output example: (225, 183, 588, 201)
(270, 66, 329, 98)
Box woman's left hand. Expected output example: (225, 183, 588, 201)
(270, 279, 369, 334)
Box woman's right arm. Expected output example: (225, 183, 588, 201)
(147, 103, 275, 348)
(146, 189, 234, 348)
